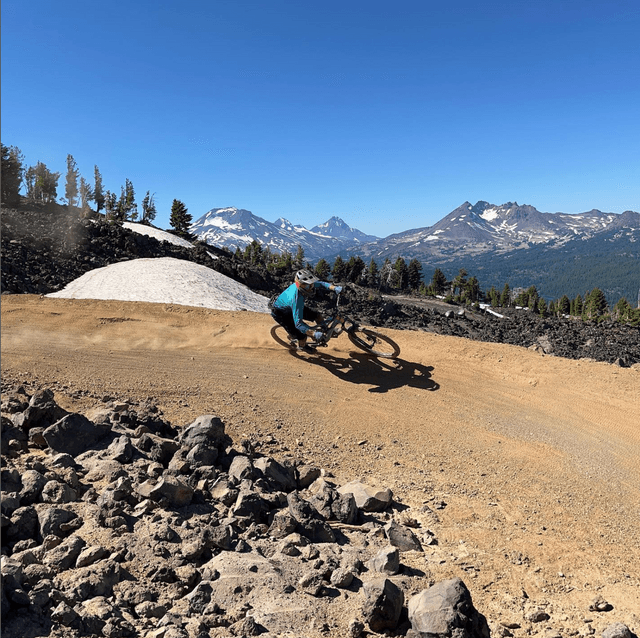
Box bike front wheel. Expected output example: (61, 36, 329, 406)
(347, 327, 400, 359)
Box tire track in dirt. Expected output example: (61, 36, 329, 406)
(2, 295, 640, 622)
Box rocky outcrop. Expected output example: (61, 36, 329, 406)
(2, 384, 485, 638)
(333, 286, 640, 366)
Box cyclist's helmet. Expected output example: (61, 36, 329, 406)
(295, 269, 319, 296)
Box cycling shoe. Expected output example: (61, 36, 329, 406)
(298, 343, 317, 353)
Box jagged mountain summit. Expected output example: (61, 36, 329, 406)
(190, 207, 378, 261)
(346, 201, 639, 305)
(357, 201, 640, 261)
(310, 216, 378, 243)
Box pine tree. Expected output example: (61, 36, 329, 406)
(592, 288, 608, 316)
(613, 297, 631, 322)
(583, 289, 608, 321)
(346, 256, 366, 284)
(431, 268, 448, 296)
(465, 276, 481, 303)
(141, 191, 157, 224)
(24, 161, 60, 204)
(366, 258, 379, 288)
(79, 177, 94, 211)
(65, 154, 79, 207)
(393, 257, 408, 290)
(380, 258, 394, 292)
(558, 295, 570, 316)
(244, 239, 263, 265)
(1, 144, 24, 206)
(314, 258, 331, 279)
(537, 297, 547, 316)
(407, 258, 423, 290)
(114, 186, 127, 222)
(113, 179, 136, 221)
(93, 166, 105, 214)
(332, 255, 346, 282)
(514, 289, 528, 307)
(270, 250, 293, 275)
(124, 178, 136, 221)
(613, 298, 640, 326)
(169, 199, 194, 239)
(294, 245, 305, 270)
(572, 294, 583, 316)
(500, 283, 511, 307)
(104, 190, 118, 220)
(452, 268, 468, 297)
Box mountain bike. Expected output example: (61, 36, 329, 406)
(270, 292, 400, 359)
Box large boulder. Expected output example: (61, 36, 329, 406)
(602, 624, 634, 638)
(307, 478, 357, 523)
(385, 519, 423, 552)
(407, 577, 490, 638)
(179, 415, 226, 448)
(254, 456, 296, 491)
(10, 389, 68, 432)
(18, 470, 48, 505)
(137, 475, 194, 508)
(37, 506, 80, 539)
(368, 546, 400, 575)
(362, 578, 404, 633)
(43, 413, 111, 456)
(338, 479, 392, 512)
(286, 492, 335, 543)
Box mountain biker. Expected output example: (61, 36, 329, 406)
(271, 269, 342, 351)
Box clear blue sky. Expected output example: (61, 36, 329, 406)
(2, 0, 639, 237)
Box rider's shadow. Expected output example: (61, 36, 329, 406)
(288, 349, 439, 393)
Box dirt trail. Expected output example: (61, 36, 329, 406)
(2, 295, 639, 628)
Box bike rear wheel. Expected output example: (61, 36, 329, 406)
(270, 324, 296, 350)
(347, 327, 400, 358)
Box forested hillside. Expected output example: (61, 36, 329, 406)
(409, 228, 640, 307)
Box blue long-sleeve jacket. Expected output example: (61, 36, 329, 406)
(273, 281, 331, 334)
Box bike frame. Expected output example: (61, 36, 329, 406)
(314, 293, 359, 346)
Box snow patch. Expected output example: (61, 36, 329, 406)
(124, 222, 194, 248)
(479, 208, 499, 222)
(47, 257, 269, 313)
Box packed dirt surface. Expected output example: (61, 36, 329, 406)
(2, 295, 639, 632)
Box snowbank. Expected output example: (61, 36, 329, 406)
(47, 257, 270, 313)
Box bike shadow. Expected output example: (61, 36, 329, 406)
(288, 348, 439, 393)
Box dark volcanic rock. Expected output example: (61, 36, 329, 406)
(1, 202, 276, 295)
(335, 286, 640, 366)
(43, 413, 111, 456)
(407, 577, 490, 638)
(362, 577, 405, 633)
(1, 382, 612, 638)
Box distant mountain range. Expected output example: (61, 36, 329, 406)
(355, 201, 639, 260)
(191, 207, 378, 261)
(191, 202, 640, 304)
